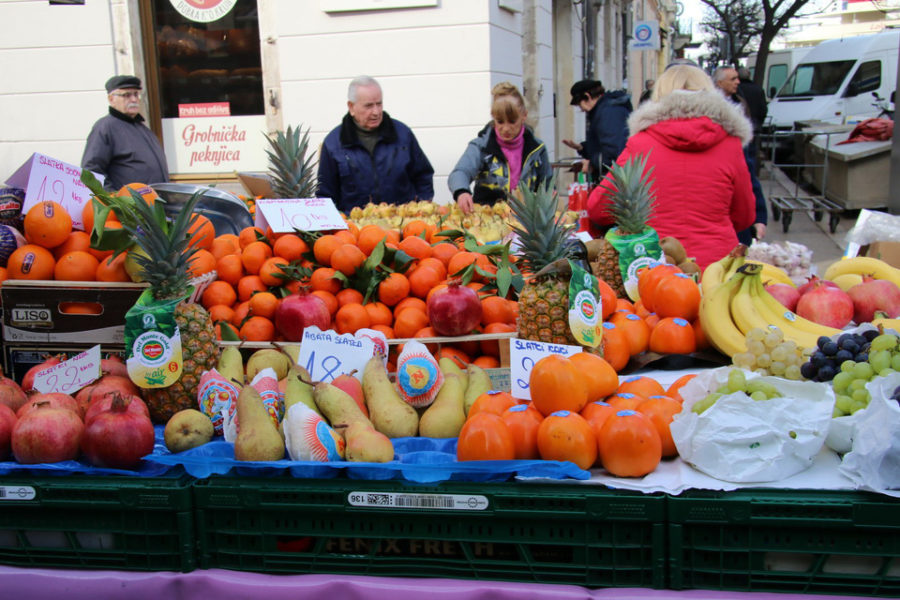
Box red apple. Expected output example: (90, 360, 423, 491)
(332, 371, 368, 418)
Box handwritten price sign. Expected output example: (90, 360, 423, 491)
(32, 346, 102, 395)
(509, 337, 583, 401)
(255, 198, 348, 233)
(296, 326, 375, 383)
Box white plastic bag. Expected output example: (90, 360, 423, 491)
(671, 367, 835, 483)
(838, 372, 900, 491)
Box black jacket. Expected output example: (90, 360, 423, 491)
(81, 108, 169, 191)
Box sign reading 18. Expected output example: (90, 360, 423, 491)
(304, 351, 342, 382)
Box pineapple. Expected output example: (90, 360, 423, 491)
(508, 179, 579, 345)
(590, 154, 657, 298)
(122, 192, 220, 423)
(265, 125, 318, 199)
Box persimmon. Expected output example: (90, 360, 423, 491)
(653, 273, 701, 321)
(501, 403, 543, 459)
(617, 375, 666, 398)
(692, 318, 710, 351)
(637, 263, 680, 313)
(581, 400, 617, 441)
(605, 392, 647, 411)
(457, 412, 515, 461)
(597, 277, 618, 320)
(600, 322, 631, 372)
(649, 317, 697, 355)
(636, 395, 682, 457)
(644, 312, 661, 330)
(529, 354, 588, 417)
(597, 409, 662, 477)
(615, 298, 635, 313)
(609, 311, 651, 356)
(666, 373, 697, 402)
(536, 410, 598, 470)
(568, 352, 619, 401)
(468, 390, 517, 418)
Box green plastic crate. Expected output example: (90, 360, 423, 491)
(194, 477, 666, 588)
(668, 488, 900, 597)
(0, 474, 195, 572)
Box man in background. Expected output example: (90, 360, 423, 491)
(562, 79, 632, 179)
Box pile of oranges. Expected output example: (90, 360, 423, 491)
(457, 353, 696, 478)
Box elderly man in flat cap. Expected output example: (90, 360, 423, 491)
(82, 75, 169, 191)
(562, 79, 632, 179)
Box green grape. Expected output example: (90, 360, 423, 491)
(753, 368, 769, 377)
(851, 388, 870, 404)
(870, 333, 899, 352)
(727, 368, 747, 393)
(746, 380, 780, 399)
(771, 346, 789, 362)
(756, 353, 771, 368)
(840, 360, 857, 373)
(835, 394, 854, 414)
(781, 340, 798, 355)
(852, 362, 875, 381)
(749, 390, 768, 401)
(764, 328, 784, 348)
(784, 364, 802, 380)
(832, 371, 853, 393)
(891, 352, 900, 371)
(747, 328, 767, 342)
(802, 346, 815, 359)
(868, 350, 892, 374)
(769, 361, 786, 376)
(879, 368, 897, 378)
(848, 379, 868, 393)
(833, 405, 847, 417)
(716, 384, 731, 395)
(732, 352, 756, 369)
(748, 340, 766, 356)
(850, 401, 868, 415)
(692, 393, 721, 414)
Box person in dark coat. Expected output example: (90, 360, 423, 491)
(562, 79, 632, 178)
(738, 67, 768, 134)
(317, 75, 434, 213)
(81, 75, 170, 191)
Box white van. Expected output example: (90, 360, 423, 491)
(747, 46, 814, 99)
(767, 30, 899, 131)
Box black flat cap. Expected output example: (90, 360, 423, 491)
(569, 79, 603, 105)
(105, 75, 142, 93)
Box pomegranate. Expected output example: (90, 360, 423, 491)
(100, 355, 129, 378)
(81, 395, 155, 469)
(427, 282, 483, 337)
(796, 281, 854, 329)
(0, 377, 27, 413)
(764, 282, 802, 312)
(17, 392, 81, 420)
(0, 404, 16, 460)
(274, 290, 332, 342)
(796, 275, 839, 297)
(846, 276, 900, 323)
(74, 375, 141, 416)
(21, 354, 64, 392)
(84, 392, 150, 425)
(12, 401, 84, 464)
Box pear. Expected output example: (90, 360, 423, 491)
(463, 363, 492, 416)
(234, 385, 285, 461)
(216, 345, 245, 388)
(438, 357, 468, 394)
(313, 382, 372, 429)
(341, 421, 394, 463)
(274, 342, 302, 366)
(362, 357, 419, 438)
(332, 371, 368, 418)
(283, 365, 319, 417)
(245, 348, 292, 381)
(419, 373, 466, 438)
(164, 409, 214, 453)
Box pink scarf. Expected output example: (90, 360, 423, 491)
(495, 126, 525, 192)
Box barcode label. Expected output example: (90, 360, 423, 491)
(347, 491, 488, 511)
(0, 486, 36, 501)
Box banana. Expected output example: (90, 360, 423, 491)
(829, 273, 863, 292)
(698, 271, 748, 357)
(700, 254, 732, 296)
(746, 260, 795, 287)
(747, 275, 840, 350)
(823, 256, 900, 287)
(729, 275, 773, 336)
(722, 254, 746, 284)
(217, 344, 245, 388)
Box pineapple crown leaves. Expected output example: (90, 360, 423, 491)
(598, 152, 657, 234)
(265, 124, 318, 199)
(507, 176, 576, 275)
(80, 170, 143, 253)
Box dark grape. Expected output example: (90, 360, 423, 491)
(817, 365, 837, 381)
(838, 333, 854, 346)
(800, 362, 818, 380)
(822, 341, 838, 356)
(811, 352, 827, 368)
(855, 353, 869, 363)
(840, 339, 859, 354)
(835, 349, 854, 363)
(817, 336, 832, 349)
(863, 330, 879, 342)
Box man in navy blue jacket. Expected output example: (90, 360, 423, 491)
(562, 79, 632, 179)
(317, 76, 434, 213)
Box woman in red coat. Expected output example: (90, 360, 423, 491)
(586, 65, 755, 269)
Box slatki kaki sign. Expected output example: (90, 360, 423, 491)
(169, 0, 238, 23)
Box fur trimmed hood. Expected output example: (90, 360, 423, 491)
(627, 90, 753, 148)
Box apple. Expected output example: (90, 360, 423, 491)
(332, 371, 368, 418)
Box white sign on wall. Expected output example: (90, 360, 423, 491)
(162, 115, 268, 175)
(169, 0, 237, 23)
(630, 20, 660, 51)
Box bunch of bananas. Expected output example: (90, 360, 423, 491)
(823, 255, 900, 288)
(699, 255, 841, 357)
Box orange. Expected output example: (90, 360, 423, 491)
(116, 182, 159, 205)
(653, 273, 701, 321)
(398, 235, 433, 260)
(667, 373, 696, 402)
(637, 263, 681, 313)
(7, 244, 55, 280)
(600, 322, 631, 372)
(311, 290, 338, 317)
(258, 256, 289, 287)
(378, 272, 410, 307)
(596, 409, 662, 477)
(335, 303, 370, 334)
(413, 326, 439, 354)
(210, 235, 240, 260)
(385, 229, 401, 246)
(636, 395, 682, 457)
(364, 301, 393, 327)
(467, 390, 517, 418)
(188, 249, 216, 277)
(208, 304, 236, 324)
(431, 242, 459, 267)
(529, 354, 588, 417)
(52, 231, 91, 259)
(231, 301, 251, 327)
(216, 254, 244, 286)
(272, 234, 309, 261)
(617, 375, 666, 398)
(426, 282, 448, 304)
(480, 322, 515, 357)
(356, 225, 386, 256)
(331, 244, 366, 276)
(186, 214, 215, 250)
(95, 252, 130, 282)
(24, 201, 71, 249)
(457, 412, 516, 461)
(238, 226, 265, 249)
(447, 252, 478, 278)
(408, 265, 443, 299)
(472, 355, 500, 369)
(597, 278, 618, 320)
(370, 323, 395, 339)
(312, 234, 341, 266)
(239, 315, 275, 341)
(480, 295, 513, 325)
(417, 257, 447, 280)
(53, 250, 98, 281)
(344, 220, 360, 240)
(568, 352, 619, 401)
(309, 267, 341, 294)
(438, 346, 470, 368)
(581, 400, 617, 439)
(402, 219, 434, 241)
(241, 241, 273, 275)
(648, 317, 697, 355)
(393, 296, 427, 317)
(500, 403, 543, 459)
(336, 288, 364, 307)
(536, 410, 598, 470)
(237, 275, 267, 302)
(201, 280, 238, 309)
(249, 291, 280, 319)
(216, 321, 240, 341)
(609, 311, 651, 356)
(393, 307, 429, 338)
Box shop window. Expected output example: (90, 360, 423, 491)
(151, 0, 264, 118)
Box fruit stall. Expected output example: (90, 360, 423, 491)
(1, 149, 899, 600)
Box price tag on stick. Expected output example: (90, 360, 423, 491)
(32, 345, 102, 395)
(296, 326, 376, 383)
(509, 337, 582, 401)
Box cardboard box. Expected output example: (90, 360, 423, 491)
(1, 280, 146, 345)
(863, 241, 900, 269)
(3, 344, 126, 385)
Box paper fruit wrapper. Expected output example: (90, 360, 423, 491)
(670, 367, 834, 483)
